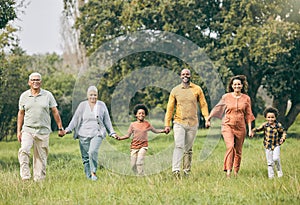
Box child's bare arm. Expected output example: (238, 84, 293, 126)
(151, 127, 166, 134)
(116, 133, 131, 140)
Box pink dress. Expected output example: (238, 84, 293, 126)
(209, 93, 255, 172)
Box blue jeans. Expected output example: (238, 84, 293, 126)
(172, 123, 198, 172)
(79, 135, 104, 178)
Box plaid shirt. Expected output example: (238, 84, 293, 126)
(253, 121, 286, 150)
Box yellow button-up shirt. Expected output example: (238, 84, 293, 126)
(164, 82, 209, 127)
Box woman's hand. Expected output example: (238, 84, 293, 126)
(205, 120, 211, 128)
(249, 130, 254, 138)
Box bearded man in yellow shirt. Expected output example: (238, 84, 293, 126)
(164, 69, 209, 178)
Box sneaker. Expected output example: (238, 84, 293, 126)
(183, 170, 190, 177)
(173, 170, 181, 179)
(91, 175, 98, 181)
(277, 171, 283, 178)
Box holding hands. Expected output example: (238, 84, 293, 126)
(164, 126, 170, 134)
(58, 129, 65, 137)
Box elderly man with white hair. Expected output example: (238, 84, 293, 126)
(17, 72, 64, 181)
(64, 85, 117, 181)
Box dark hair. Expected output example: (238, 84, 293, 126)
(133, 104, 149, 116)
(263, 107, 279, 118)
(227, 75, 248, 94)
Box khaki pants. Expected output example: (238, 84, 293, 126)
(18, 131, 49, 181)
(172, 123, 198, 172)
(130, 147, 148, 175)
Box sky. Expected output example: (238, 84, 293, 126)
(17, 0, 64, 55)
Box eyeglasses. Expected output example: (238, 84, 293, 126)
(30, 79, 41, 82)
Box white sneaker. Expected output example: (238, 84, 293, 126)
(277, 171, 283, 178)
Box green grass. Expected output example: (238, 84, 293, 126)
(0, 125, 299, 204)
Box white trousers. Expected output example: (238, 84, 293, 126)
(265, 146, 283, 178)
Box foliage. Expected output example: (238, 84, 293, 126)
(0, 0, 16, 29)
(212, 0, 300, 129)
(0, 52, 76, 141)
(25, 53, 77, 130)
(42, 72, 76, 130)
(69, 0, 300, 130)
(0, 48, 31, 141)
(67, 0, 224, 127)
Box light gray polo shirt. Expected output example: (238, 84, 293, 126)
(19, 89, 58, 134)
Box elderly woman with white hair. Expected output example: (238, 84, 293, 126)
(64, 86, 117, 181)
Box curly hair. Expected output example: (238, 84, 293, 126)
(227, 75, 248, 94)
(133, 104, 149, 116)
(263, 107, 279, 118)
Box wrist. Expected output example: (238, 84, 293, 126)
(58, 127, 64, 131)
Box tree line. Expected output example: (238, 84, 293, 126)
(0, 0, 299, 141)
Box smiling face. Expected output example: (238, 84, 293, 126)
(87, 91, 98, 104)
(265, 112, 276, 125)
(180, 69, 191, 84)
(135, 109, 146, 122)
(231, 79, 243, 93)
(28, 75, 42, 90)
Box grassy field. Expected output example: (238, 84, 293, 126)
(0, 118, 299, 205)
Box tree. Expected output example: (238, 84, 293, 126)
(212, 0, 300, 129)
(0, 0, 28, 140)
(65, 0, 300, 130)
(25, 53, 77, 130)
(61, 0, 87, 72)
(67, 0, 223, 123)
(0, 0, 16, 29)
(0, 48, 30, 141)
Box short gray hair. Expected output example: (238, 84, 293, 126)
(87, 85, 98, 93)
(29, 72, 42, 80)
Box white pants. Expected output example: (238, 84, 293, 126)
(18, 131, 49, 181)
(265, 146, 283, 178)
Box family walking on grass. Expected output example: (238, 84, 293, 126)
(17, 71, 286, 181)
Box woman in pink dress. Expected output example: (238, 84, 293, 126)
(206, 75, 255, 178)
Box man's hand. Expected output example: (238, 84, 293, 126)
(164, 126, 171, 134)
(205, 120, 211, 128)
(58, 129, 65, 137)
(17, 132, 22, 142)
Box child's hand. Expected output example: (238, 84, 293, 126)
(161, 129, 167, 134)
(280, 138, 285, 145)
(114, 135, 124, 140)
